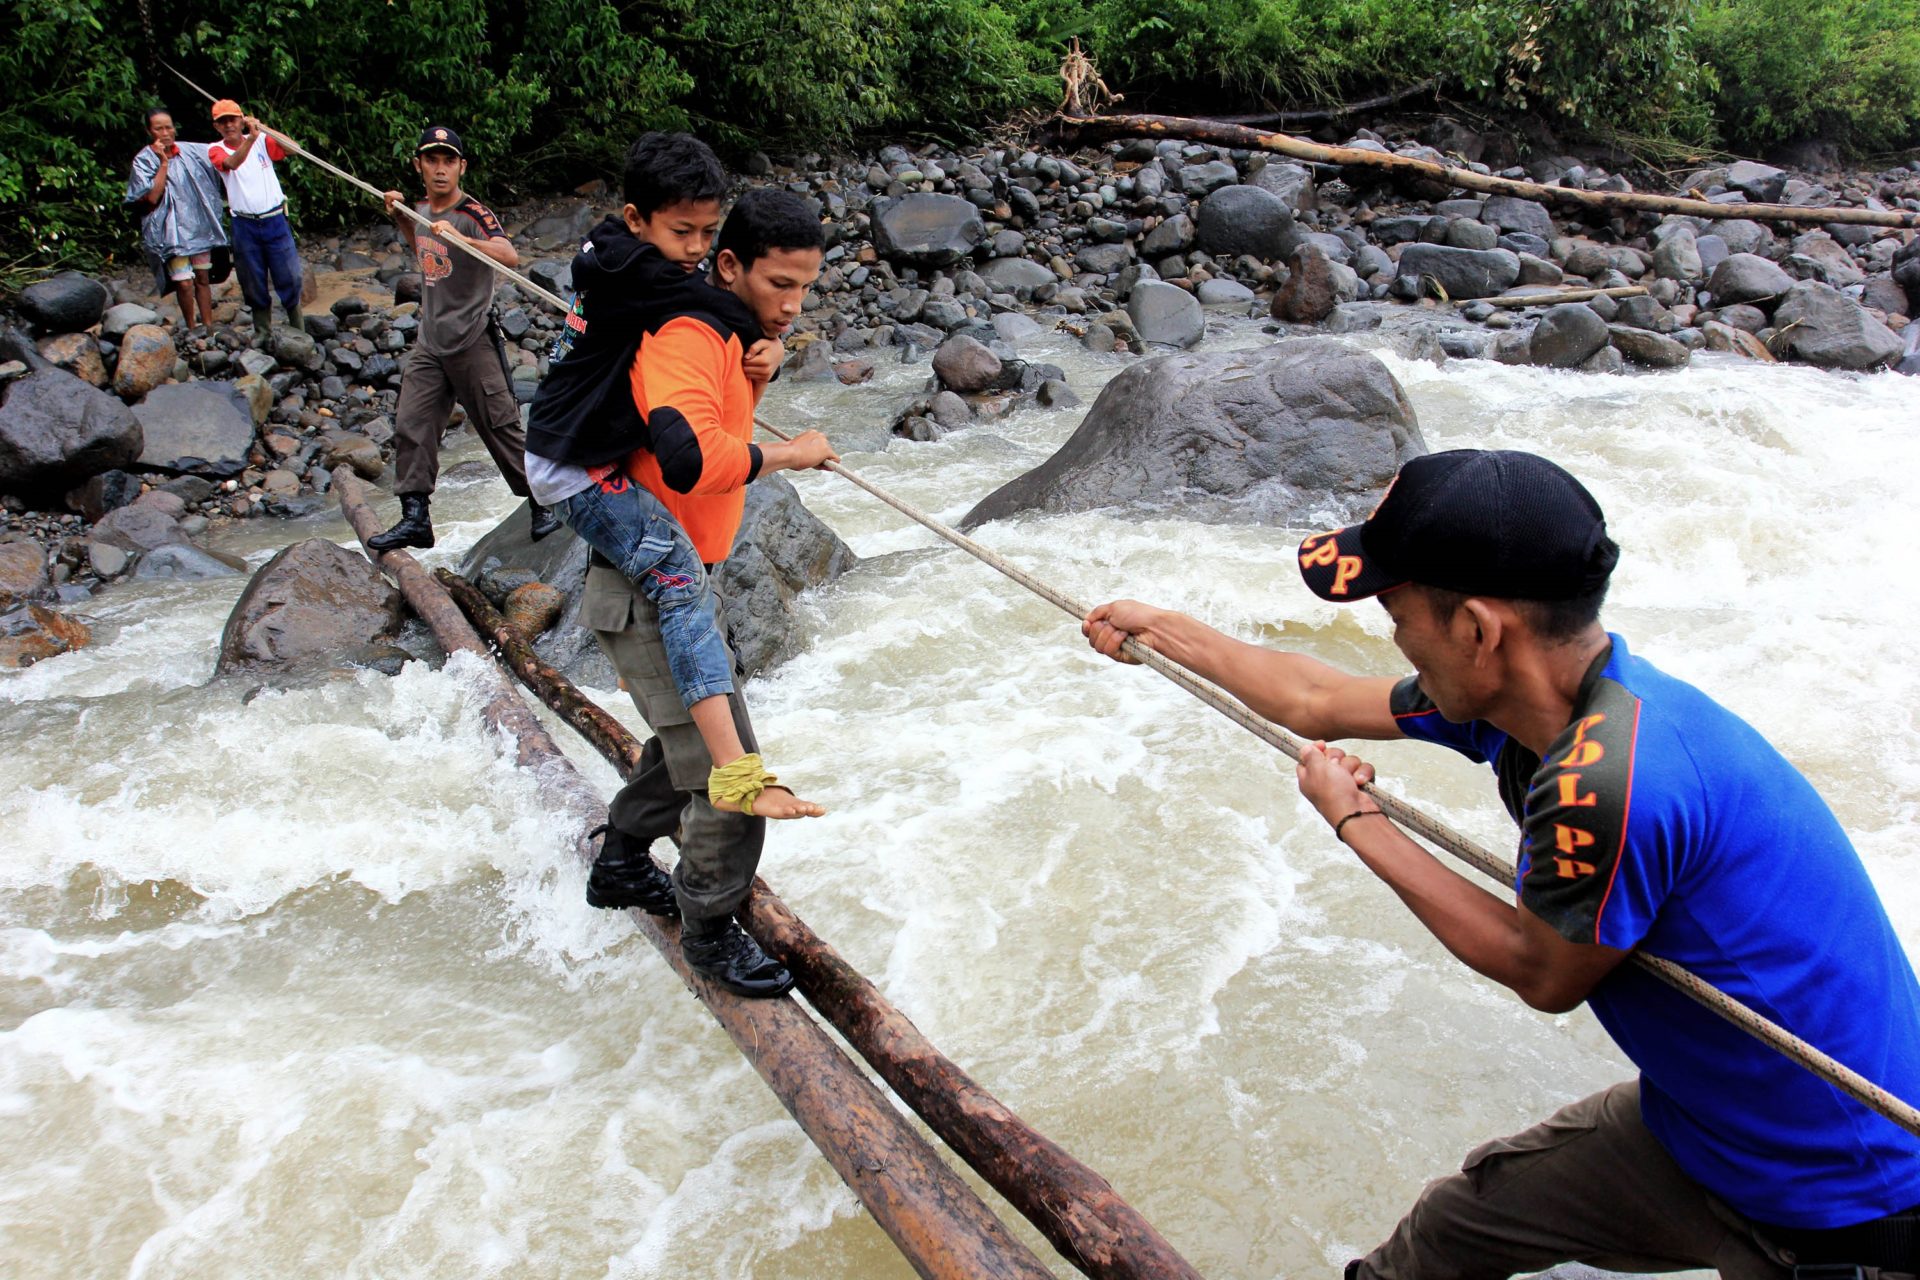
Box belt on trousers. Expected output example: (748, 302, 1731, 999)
(1761, 1203, 1920, 1268)
(232, 205, 285, 220)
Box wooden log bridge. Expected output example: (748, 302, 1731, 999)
(434, 565, 1207, 1280)
(331, 469, 1061, 1280)
(1045, 112, 1920, 230)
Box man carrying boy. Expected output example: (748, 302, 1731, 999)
(525, 132, 823, 824)
(571, 164, 836, 997)
(206, 99, 304, 346)
(371, 124, 556, 551)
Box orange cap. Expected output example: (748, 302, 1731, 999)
(210, 99, 244, 121)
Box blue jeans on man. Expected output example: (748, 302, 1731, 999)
(561, 473, 735, 707)
(231, 212, 302, 313)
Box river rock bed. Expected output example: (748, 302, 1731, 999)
(3, 116, 1917, 661)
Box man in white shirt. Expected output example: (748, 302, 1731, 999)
(207, 98, 304, 346)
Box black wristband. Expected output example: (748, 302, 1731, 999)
(1333, 809, 1384, 842)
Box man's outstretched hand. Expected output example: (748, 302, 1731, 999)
(1295, 740, 1379, 828)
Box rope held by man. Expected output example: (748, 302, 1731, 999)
(164, 60, 1920, 1141)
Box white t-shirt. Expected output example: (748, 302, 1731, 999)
(524, 452, 595, 506)
(208, 135, 288, 216)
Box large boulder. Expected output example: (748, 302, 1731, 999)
(872, 194, 985, 268)
(1391, 245, 1521, 301)
(1194, 185, 1295, 260)
(460, 480, 854, 687)
(932, 335, 1013, 394)
(89, 499, 188, 553)
(1247, 161, 1316, 212)
(1771, 281, 1903, 370)
(1126, 281, 1205, 349)
(1529, 304, 1610, 369)
(1480, 196, 1556, 241)
(132, 382, 256, 477)
(216, 538, 405, 677)
(1706, 254, 1793, 307)
(18, 274, 109, 335)
(0, 362, 143, 503)
(1892, 238, 1920, 315)
(959, 338, 1426, 530)
(111, 325, 176, 401)
(1607, 325, 1691, 369)
(715, 475, 859, 676)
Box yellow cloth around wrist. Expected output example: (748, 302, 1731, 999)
(709, 753, 775, 816)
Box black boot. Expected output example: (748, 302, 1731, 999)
(528, 500, 562, 542)
(367, 493, 434, 552)
(681, 918, 794, 998)
(584, 823, 679, 916)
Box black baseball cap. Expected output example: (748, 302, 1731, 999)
(416, 125, 464, 158)
(1298, 449, 1618, 602)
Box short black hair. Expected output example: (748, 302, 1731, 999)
(713, 188, 825, 271)
(622, 132, 727, 218)
(1416, 583, 1609, 644)
(145, 107, 172, 131)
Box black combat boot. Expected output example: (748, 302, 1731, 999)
(529, 500, 562, 542)
(583, 823, 679, 916)
(681, 918, 794, 998)
(367, 494, 434, 552)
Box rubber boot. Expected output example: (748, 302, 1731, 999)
(367, 494, 434, 552)
(287, 303, 304, 334)
(250, 307, 273, 349)
(528, 500, 562, 542)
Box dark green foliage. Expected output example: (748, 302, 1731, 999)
(1694, 0, 1920, 151)
(2, 0, 1916, 275)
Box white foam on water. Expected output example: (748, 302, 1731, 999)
(3, 332, 1917, 1278)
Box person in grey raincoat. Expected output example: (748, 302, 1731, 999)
(125, 107, 228, 336)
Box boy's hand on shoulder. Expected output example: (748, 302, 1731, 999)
(743, 337, 784, 385)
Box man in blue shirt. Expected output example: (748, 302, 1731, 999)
(1085, 449, 1920, 1276)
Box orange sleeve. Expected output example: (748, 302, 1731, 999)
(630, 318, 757, 497)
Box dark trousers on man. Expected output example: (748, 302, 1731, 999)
(1355, 1081, 1799, 1279)
(230, 212, 302, 314)
(580, 556, 763, 929)
(392, 338, 530, 497)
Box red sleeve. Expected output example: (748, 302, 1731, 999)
(631, 320, 756, 497)
(208, 141, 234, 169)
(266, 136, 288, 163)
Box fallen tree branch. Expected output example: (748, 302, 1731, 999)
(435, 564, 1206, 1280)
(1045, 113, 1920, 229)
(333, 470, 1058, 1280)
(1483, 285, 1650, 307)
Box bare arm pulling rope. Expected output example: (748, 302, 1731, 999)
(170, 59, 1919, 1140)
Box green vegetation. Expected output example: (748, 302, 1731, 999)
(3, 0, 1917, 273)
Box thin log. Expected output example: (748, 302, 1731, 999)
(1483, 285, 1649, 307)
(437, 564, 1206, 1280)
(1204, 78, 1439, 127)
(1045, 113, 1920, 229)
(334, 470, 1057, 1280)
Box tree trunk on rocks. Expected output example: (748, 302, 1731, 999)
(1045, 114, 1920, 229)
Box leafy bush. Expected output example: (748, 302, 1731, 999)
(1694, 0, 1920, 151)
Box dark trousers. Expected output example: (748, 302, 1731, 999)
(230, 213, 302, 313)
(583, 559, 764, 929)
(391, 338, 529, 497)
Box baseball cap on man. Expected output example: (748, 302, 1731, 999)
(1297, 449, 1618, 603)
(416, 125, 464, 158)
(210, 99, 243, 121)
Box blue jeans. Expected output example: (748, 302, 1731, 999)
(562, 476, 734, 706)
(231, 213, 302, 312)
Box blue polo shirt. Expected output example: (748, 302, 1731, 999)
(1391, 634, 1920, 1228)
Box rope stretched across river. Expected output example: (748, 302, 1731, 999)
(171, 62, 1920, 1140)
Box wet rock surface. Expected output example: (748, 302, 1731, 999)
(961, 338, 1425, 530)
(216, 538, 405, 678)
